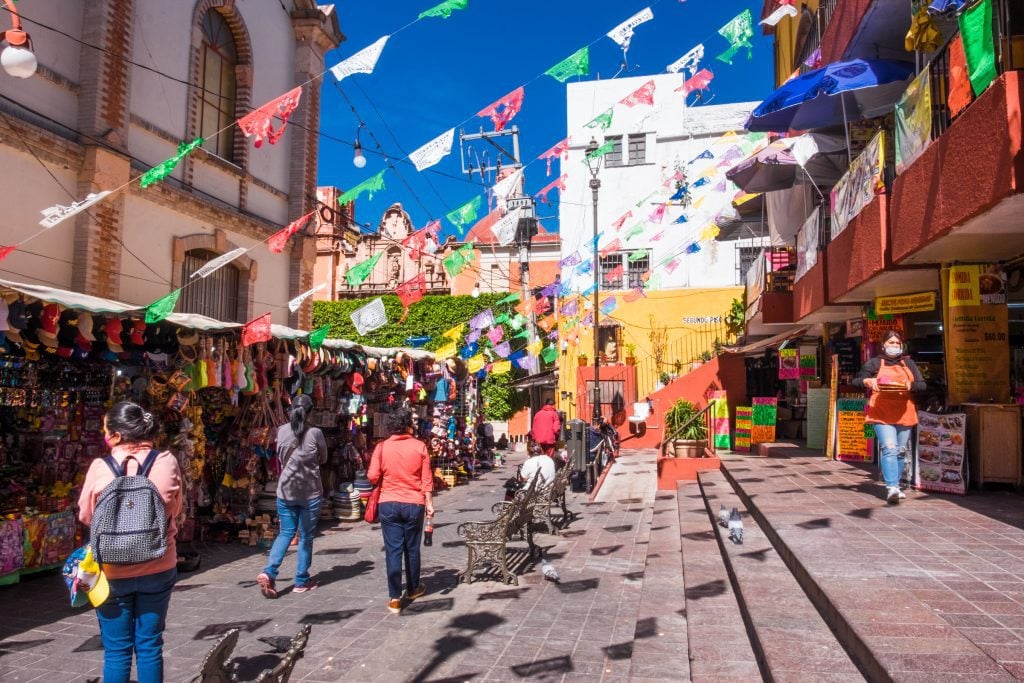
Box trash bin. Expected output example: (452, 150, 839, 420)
(565, 419, 588, 473)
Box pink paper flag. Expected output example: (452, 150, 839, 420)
(535, 174, 567, 205)
(267, 211, 315, 254)
(538, 137, 570, 176)
(478, 87, 525, 132)
(620, 79, 656, 107)
(676, 69, 714, 96)
(611, 210, 632, 232)
(487, 326, 505, 345)
(238, 87, 303, 148)
(648, 204, 666, 223)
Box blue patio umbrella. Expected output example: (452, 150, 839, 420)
(745, 59, 916, 133)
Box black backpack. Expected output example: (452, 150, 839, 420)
(90, 450, 168, 566)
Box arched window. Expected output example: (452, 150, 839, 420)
(199, 10, 237, 160)
(180, 248, 241, 322)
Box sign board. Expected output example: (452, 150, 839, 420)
(709, 390, 730, 449)
(874, 291, 936, 316)
(944, 265, 1010, 405)
(751, 397, 777, 444)
(778, 348, 799, 380)
(914, 411, 966, 494)
(825, 355, 839, 460)
(834, 397, 874, 462)
(806, 387, 830, 450)
(734, 407, 752, 452)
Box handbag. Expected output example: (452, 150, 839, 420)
(364, 485, 381, 523)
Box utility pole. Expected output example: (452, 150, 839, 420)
(458, 126, 539, 374)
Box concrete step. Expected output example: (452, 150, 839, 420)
(625, 490, 691, 681)
(719, 456, 1019, 682)
(677, 481, 763, 682)
(699, 469, 865, 682)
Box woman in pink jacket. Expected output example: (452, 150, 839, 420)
(78, 401, 182, 683)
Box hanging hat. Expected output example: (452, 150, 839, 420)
(348, 371, 364, 395)
(104, 317, 125, 353)
(6, 298, 25, 330)
(0, 298, 8, 333)
(77, 311, 96, 341)
(37, 303, 61, 348)
(176, 327, 199, 347)
(130, 320, 146, 347)
(445, 358, 457, 374)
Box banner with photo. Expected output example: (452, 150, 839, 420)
(895, 67, 933, 174)
(831, 131, 886, 239)
(795, 208, 820, 281)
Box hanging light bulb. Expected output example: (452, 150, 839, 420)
(471, 283, 481, 298)
(1, 1, 37, 79)
(352, 124, 366, 168)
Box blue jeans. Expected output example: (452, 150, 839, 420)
(264, 497, 321, 587)
(95, 567, 176, 683)
(874, 424, 913, 488)
(379, 501, 424, 599)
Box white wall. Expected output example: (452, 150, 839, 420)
(560, 73, 759, 294)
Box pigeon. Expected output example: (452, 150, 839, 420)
(540, 558, 560, 583)
(717, 503, 729, 528)
(728, 507, 743, 544)
(257, 635, 294, 653)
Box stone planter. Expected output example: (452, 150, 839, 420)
(672, 439, 707, 459)
(656, 455, 721, 490)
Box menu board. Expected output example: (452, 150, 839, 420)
(835, 397, 875, 462)
(799, 345, 817, 377)
(806, 387, 830, 450)
(944, 266, 1010, 405)
(734, 407, 752, 452)
(751, 397, 777, 444)
(779, 348, 799, 380)
(709, 391, 731, 449)
(915, 411, 967, 495)
(832, 339, 861, 379)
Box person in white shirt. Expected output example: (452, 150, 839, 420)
(519, 452, 555, 487)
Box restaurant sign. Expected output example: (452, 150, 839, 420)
(874, 291, 936, 316)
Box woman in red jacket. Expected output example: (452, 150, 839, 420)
(530, 398, 561, 458)
(368, 408, 434, 614)
(852, 331, 926, 504)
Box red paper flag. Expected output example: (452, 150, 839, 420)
(515, 298, 536, 316)
(611, 211, 632, 232)
(478, 87, 525, 132)
(534, 297, 552, 316)
(948, 36, 972, 117)
(604, 264, 624, 281)
(677, 69, 715, 96)
(535, 174, 567, 205)
(241, 312, 272, 347)
(396, 273, 427, 308)
(600, 239, 622, 257)
(538, 137, 570, 176)
(238, 87, 303, 148)
(404, 220, 440, 260)
(268, 211, 315, 254)
(620, 79, 656, 108)
(0, 245, 14, 261)
(623, 287, 647, 303)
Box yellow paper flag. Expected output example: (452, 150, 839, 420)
(467, 354, 486, 373)
(434, 342, 457, 359)
(442, 324, 465, 341)
(527, 340, 543, 356)
(490, 360, 512, 374)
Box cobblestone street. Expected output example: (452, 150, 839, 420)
(0, 449, 681, 683)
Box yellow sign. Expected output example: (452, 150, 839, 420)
(948, 265, 980, 308)
(875, 291, 936, 315)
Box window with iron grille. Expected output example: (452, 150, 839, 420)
(180, 249, 241, 322)
(599, 253, 624, 289)
(627, 252, 649, 288)
(600, 251, 650, 289)
(627, 134, 647, 164)
(199, 10, 237, 161)
(738, 246, 763, 284)
(603, 136, 624, 167)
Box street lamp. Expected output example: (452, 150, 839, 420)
(584, 137, 602, 424)
(1, 0, 36, 79)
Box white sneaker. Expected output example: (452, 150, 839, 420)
(898, 489, 906, 499)
(887, 487, 901, 504)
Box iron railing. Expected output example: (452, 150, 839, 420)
(634, 320, 731, 398)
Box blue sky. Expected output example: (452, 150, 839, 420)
(317, 0, 775, 240)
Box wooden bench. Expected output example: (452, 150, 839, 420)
(491, 463, 576, 536)
(457, 472, 540, 585)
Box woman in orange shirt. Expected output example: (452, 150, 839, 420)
(368, 408, 434, 614)
(78, 401, 183, 683)
(853, 331, 926, 504)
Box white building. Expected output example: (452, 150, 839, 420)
(560, 72, 766, 293)
(0, 1, 341, 327)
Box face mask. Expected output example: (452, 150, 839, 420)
(884, 345, 902, 357)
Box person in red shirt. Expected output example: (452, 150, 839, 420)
(530, 399, 561, 458)
(368, 408, 434, 614)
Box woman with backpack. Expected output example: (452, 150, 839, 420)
(257, 393, 327, 598)
(77, 401, 183, 683)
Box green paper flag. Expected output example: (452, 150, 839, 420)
(346, 252, 383, 287)
(418, 0, 468, 20)
(308, 325, 331, 350)
(510, 313, 527, 330)
(140, 138, 204, 188)
(497, 292, 521, 305)
(338, 170, 387, 207)
(545, 47, 589, 83)
(628, 249, 648, 262)
(959, 0, 997, 96)
(513, 328, 529, 340)
(624, 222, 645, 240)
(442, 243, 475, 277)
(446, 196, 481, 235)
(494, 312, 510, 324)
(715, 9, 754, 64)
(541, 345, 558, 363)
(583, 140, 615, 164)
(585, 108, 614, 131)
(145, 289, 181, 323)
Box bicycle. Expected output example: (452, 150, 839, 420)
(586, 419, 620, 492)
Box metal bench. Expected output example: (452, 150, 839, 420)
(457, 472, 540, 585)
(491, 463, 576, 536)
(189, 624, 311, 683)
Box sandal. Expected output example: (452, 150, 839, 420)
(257, 573, 277, 599)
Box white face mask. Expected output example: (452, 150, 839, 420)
(884, 344, 902, 357)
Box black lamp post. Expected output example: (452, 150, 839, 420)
(584, 137, 603, 423)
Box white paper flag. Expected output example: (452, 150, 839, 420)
(329, 35, 389, 82)
(761, 2, 798, 27)
(491, 168, 523, 211)
(39, 191, 112, 229)
(409, 128, 455, 171)
(190, 247, 248, 279)
(667, 44, 704, 75)
(288, 283, 328, 313)
(607, 7, 654, 49)
(350, 297, 388, 335)
(492, 209, 521, 247)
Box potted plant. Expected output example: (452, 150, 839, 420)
(665, 399, 708, 458)
(624, 343, 637, 366)
(656, 371, 672, 390)
(578, 353, 589, 367)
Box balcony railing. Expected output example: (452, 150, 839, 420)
(794, 0, 837, 74)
